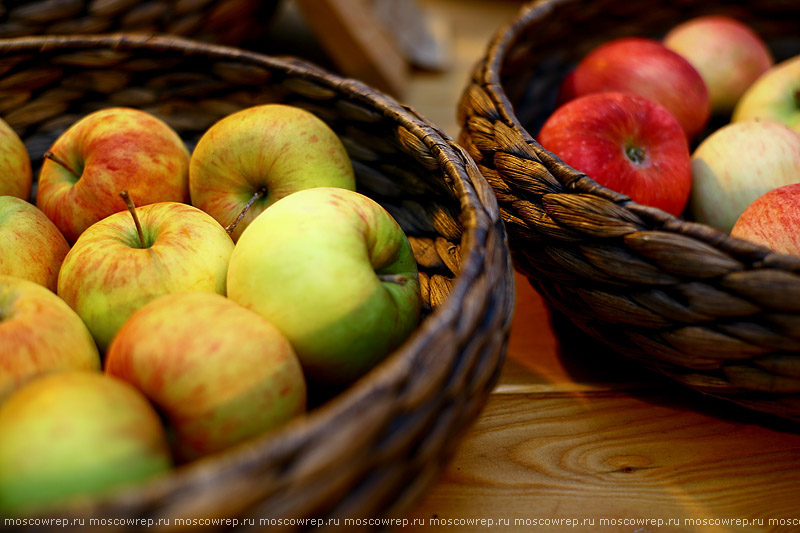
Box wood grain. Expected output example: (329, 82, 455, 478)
(409, 394, 800, 530)
(406, 273, 800, 531)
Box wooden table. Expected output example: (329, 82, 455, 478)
(394, 1, 800, 529)
(407, 271, 800, 531)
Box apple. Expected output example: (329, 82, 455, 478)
(538, 92, 692, 217)
(731, 183, 800, 256)
(0, 371, 172, 514)
(0, 117, 32, 200)
(0, 275, 100, 402)
(664, 15, 773, 115)
(558, 37, 710, 139)
(189, 103, 356, 242)
(36, 107, 191, 244)
(105, 291, 307, 462)
(689, 120, 800, 233)
(57, 197, 234, 352)
(226, 187, 421, 386)
(732, 54, 800, 134)
(0, 196, 70, 292)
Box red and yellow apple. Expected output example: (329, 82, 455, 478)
(731, 183, 800, 256)
(538, 92, 692, 217)
(557, 37, 710, 140)
(0, 118, 32, 200)
(689, 120, 800, 233)
(664, 15, 773, 115)
(227, 187, 421, 386)
(57, 200, 234, 352)
(105, 291, 307, 462)
(189, 103, 356, 241)
(0, 372, 172, 514)
(0, 275, 100, 402)
(36, 107, 190, 243)
(0, 196, 70, 292)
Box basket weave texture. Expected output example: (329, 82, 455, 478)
(458, 0, 800, 421)
(0, 0, 278, 45)
(0, 34, 515, 528)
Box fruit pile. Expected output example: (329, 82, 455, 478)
(537, 15, 800, 255)
(0, 103, 422, 513)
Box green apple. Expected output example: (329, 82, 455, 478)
(105, 291, 307, 462)
(664, 15, 773, 116)
(0, 196, 70, 292)
(0, 371, 172, 514)
(36, 107, 190, 243)
(227, 187, 421, 386)
(690, 120, 800, 233)
(733, 54, 800, 133)
(0, 275, 100, 402)
(58, 199, 234, 352)
(0, 117, 32, 200)
(189, 103, 356, 241)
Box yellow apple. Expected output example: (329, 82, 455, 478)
(189, 104, 355, 241)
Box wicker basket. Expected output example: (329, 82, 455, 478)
(458, 0, 800, 422)
(0, 34, 514, 528)
(0, 0, 278, 46)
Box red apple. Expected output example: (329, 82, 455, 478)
(559, 37, 710, 140)
(36, 107, 190, 244)
(538, 92, 692, 217)
(664, 15, 773, 115)
(0, 196, 70, 292)
(731, 183, 800, 256)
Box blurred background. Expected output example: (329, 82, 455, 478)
(0, 0, 525, 136)
(254, 0, 525, 137)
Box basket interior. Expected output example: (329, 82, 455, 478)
(2, 35, 468, 324)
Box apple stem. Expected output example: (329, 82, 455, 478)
(226, 188, 266, 236)
(43, 151, 79, 177)
(626, 145, 646, 165)
(378, 273, 409, 285)
(119, 190, 146, 249)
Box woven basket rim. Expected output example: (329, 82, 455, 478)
(0, 32, 508, 515)
(474, 0, 800, 271)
